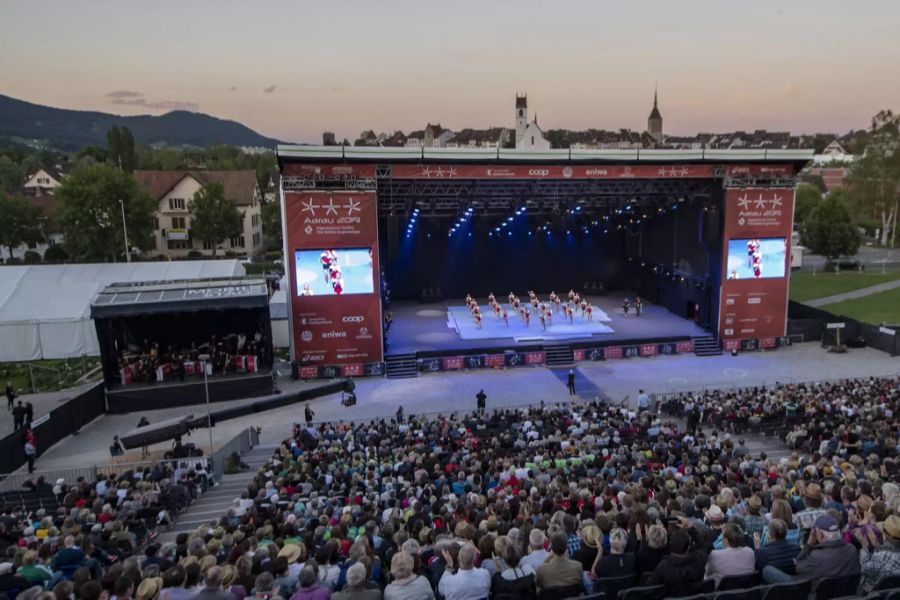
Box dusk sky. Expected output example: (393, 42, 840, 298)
(2, 1, 899, 143)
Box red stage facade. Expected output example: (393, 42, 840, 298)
(718, 187, 796, 343)
(283, 190, 384, 373)
(279, 145, 811, 375)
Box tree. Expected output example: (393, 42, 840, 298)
(261, 200, 282, 250)
(106, 125, 137, 172)
(43, 244, 68, 263)
(794, 183, 823, 226)
(847, 110, 900, 247)
(0, 193, 44, 259)
(188, 182, 243, 256)
(56, 163, 157, 262)
(0, 156, 25, 190)
(804, 193, 861, 267)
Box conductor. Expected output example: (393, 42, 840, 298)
(475, 389, 487, 413)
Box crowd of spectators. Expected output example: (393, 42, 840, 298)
(1, 375, 898, 600)
(0, 459, 209, 599)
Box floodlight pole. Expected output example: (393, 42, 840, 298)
(118, 199, 131, 263)
(204, 361, 214, 461)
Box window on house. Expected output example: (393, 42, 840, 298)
(153, 217, 159, 229)
(202, 240, 216, 250)
(252, 232, 261, 246)
(28, 240, 37, 249)
(168, 198, 186, 210)
(167, 240, 189, 250)
(171, 216, 186, 229)
(230, 235, 245, 248)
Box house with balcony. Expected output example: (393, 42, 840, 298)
(134, 170, 264, 259)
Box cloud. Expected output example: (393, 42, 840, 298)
(264, 85, 277, 94)
(107, 90, 198, 112)
(106, 90, 142, 99)
(228, 86, 238, 92)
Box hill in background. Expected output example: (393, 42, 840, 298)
(0, 94, 284, 151)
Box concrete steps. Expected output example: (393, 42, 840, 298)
(157, 445, 276, 542)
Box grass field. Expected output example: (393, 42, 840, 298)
(0, 358, 101, 395)
(819, 287, 900, 326)
(788, 271, 900, 302)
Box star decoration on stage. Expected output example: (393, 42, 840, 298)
(301, 199, 320, 215)
(770, 194, 783, 209)
(323, 198, 339, 215)
(737, 193, 785, 211)
(754, 193, 768, 209)
(421, 166, 459, 178)
(344, 199, 361, 216)
(737, 194, 751, 210)
(658, 166, 690, 177)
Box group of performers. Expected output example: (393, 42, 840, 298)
(622, 297, 643, 317)
(318, 249, 345, 295)
(116, 332, 269, 385)
(728, 238, 764, 280)
(465, 289, 597, 331)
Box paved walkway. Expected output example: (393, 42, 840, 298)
(806, 278, 900, 307)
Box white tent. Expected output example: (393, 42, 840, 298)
(0, 261, 245, 361)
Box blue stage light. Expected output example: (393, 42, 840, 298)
(494, 226, 500, 232)
(468, 232, 472, 237)
(507, 217, 513, 222)
(507, 231, 512, 236)
(528, 231, 533, 236)
(566, 229, 571, 235)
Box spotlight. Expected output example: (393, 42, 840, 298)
(566, 229, 571, 235)
(507, 231, 512, 236)
(507, 217, 513, 222)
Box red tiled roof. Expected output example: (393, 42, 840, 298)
(133, 170, 259, 206)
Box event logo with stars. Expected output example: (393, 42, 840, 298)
(420, 166, 459, 178)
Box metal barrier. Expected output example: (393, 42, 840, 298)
(210, 427, 260, 481)
(0, 458, 164, 492)
(304, 400, 578, 429)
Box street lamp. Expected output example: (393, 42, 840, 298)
(118, 198, 131, 263)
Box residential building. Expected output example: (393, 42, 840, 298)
(446, 127, 513, 149)
(134, 170, 264, 259)
(22, 167, 63, 196)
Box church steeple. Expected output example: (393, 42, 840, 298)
(647, 84, 663, 145)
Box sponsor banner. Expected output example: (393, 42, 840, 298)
(443, 356, 464, 370)
(298, 365, 319, 379)
(723, 339, 741, 351)
(604, 346, 623, 360)
(718, 188, 795, 340)
(504, 353, 526, 367)
(740, 338, 760, 351)
(724, 164, 794, 177)
(759, 337, 777, 349)
(623, 345, 640, 358)
(420, 358, 442, 372)
(282, 163, 377, 178)
(465, 355, 485, 369)
(341, 363, 363, 377)
(485, 354, 506, 368)
(587, 348, 605, 361)
(675, 340, 694, 353)
(284, 191, 383, 365)
(282, 163, 819, 181)
(363, 362, 384, 377)
(573, 349, 586, 361)
(525, 351, 545, 365)
(639, 344, 658, 357)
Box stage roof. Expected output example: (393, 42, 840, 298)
(277, 144, 814, 165)
(91, 277, 269, 318)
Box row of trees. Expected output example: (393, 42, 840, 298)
(1, 163, 246, 262)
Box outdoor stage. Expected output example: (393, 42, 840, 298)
(386, 291, 707, 355)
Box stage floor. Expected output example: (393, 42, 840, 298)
(387, 292, 708, 354)
(448, 304, 614, 341)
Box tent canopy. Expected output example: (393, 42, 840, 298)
(0, 261, 245, 361)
